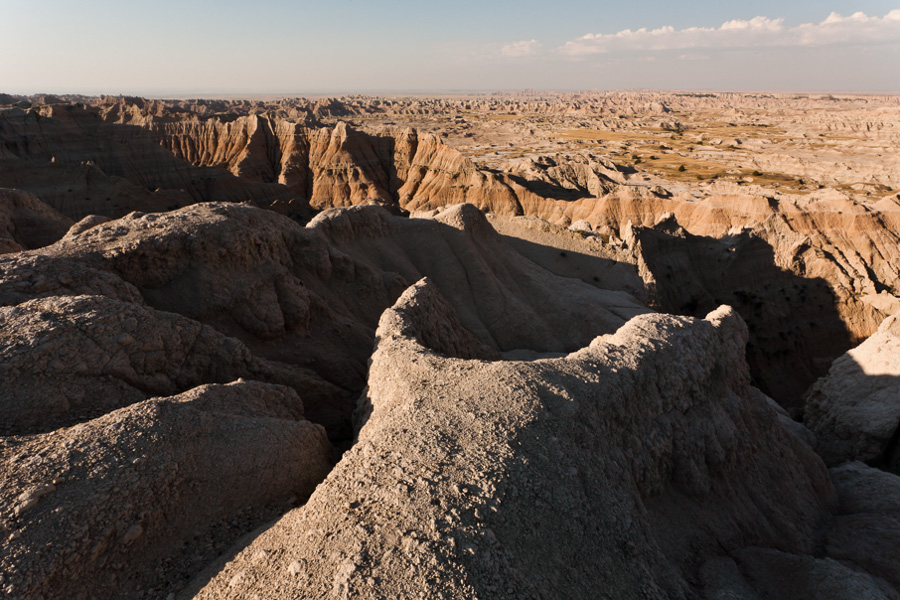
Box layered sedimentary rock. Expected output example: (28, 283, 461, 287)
(0, 99, 641, 224)
(619, 212, 877, 408)
(0, 104, 306, 220)
(191, 281, 836, 599)
(2, 92, 900, 599)
(513, 190, 900, 385)
(3, 96, 898, 412)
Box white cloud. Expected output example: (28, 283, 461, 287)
(559, 9, 900, 57)
(501, 39, 541, 57)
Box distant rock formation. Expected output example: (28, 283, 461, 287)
(0, 104, 307, 220)
(0, 101, 641, 222)
(3, 97, 898, 414)
(2, 92, 900, 600)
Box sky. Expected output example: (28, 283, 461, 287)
(1, 1, 898, 96)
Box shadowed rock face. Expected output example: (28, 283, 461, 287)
(3, 97, 898, 414)
(311, 203, 650, 354)
(190, 281, 836, 600)
(0, 201, 648, 441)
(0, 189, 72, 254)
(2, 93, 900, 600)
(0, 294, 339, 436)
(624, 215, 860, 409)
(0, 380, 333, 600)
(0, 104, 313, 220)
(804, 313, 900, 469)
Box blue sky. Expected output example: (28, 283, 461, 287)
(1, 1, 898, 95)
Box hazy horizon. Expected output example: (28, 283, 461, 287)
(7, 87, 900, 101)
(2, 1, 898, 96)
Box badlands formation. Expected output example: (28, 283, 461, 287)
(0, 91, 899, 599)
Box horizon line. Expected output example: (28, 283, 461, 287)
(5, 87, 900, 101)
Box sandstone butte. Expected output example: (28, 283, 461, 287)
(1, 91, 900, 600)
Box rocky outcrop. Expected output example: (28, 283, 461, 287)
(0, 102, 637, 226)
(20, 203, 389, 438)
(0, 294, 337, 436)
(804, 313, 900, 468)
(0, 253, 144, 307)
(2, 92, 899, 599)
(0, 104, 307, 221)
(1, 202, 647, 440)
(507, 154, 624, 199)
(191, 282, 835, 599)
(533, 190, 900, 356)
(5, 97, 898, 414)
(312, 203, 650, 354)
(0, 380, 332, 600)
(709, 548, 900, 599)
(830, 461, 900, 517)
(818, 462, 900, 597)
(0, 189, 72, 254)
(367, 278, 498, 362)
(622, 213, 868, 408)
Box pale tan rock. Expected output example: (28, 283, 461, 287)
(4, 201, 648, 440)
(191, 283, 835, 599)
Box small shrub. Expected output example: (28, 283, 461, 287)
(678, 165, 686, 172)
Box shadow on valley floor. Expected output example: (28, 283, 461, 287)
(506, 172, 595, 202)
(633, 224, 855, 411)
(496, 223, 858, 411)
(494, 232, 648, 300)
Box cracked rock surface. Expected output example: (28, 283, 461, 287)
(192, 281, 836, 600)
